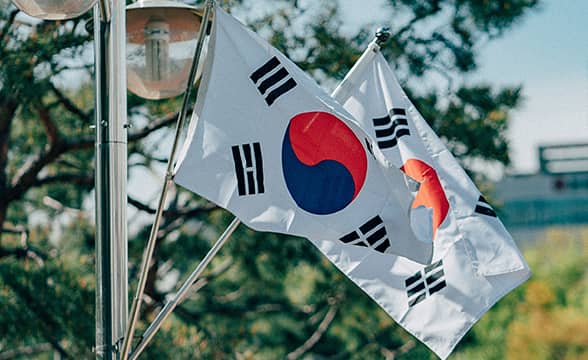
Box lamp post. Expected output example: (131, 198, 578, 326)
(9, 0, 203, 358)
(93, 0, 128, 358)
(11, 0, 97, 20)
(6, 1, 126, 357)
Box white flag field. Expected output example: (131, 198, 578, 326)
(174, 6, 531, 359)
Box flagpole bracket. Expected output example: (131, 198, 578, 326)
(375, 27, 391, 47)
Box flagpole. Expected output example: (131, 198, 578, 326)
(93, 0, 128, 358)
(119, 1, 215, 359)
(126, 217, 239, 359)
(331, 27, 390, 100)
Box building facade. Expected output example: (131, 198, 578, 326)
(493, 143, 588, 232)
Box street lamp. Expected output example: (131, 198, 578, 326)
(11, 0, 97, 20)
(127, 0, 203, 100)
(7, 0, 205, 359)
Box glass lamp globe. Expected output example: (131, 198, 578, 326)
(127, 0, 203, 100)
(11, 0, 97, 20)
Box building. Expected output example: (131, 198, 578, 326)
(493, 143, 588, 241)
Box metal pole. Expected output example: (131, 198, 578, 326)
(120, 2, 215, 359)
(94, 0, 128, 358)
(129, 218, 240, 360)
(331, 27, 390, 100)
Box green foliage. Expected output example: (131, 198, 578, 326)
(0, 223, 95, 358)
(0, 0, 543, 359)
(430, 86, 521, 166)
(505, 229, 588, 360)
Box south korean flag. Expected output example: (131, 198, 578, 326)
(174, 7, 433, 264)
(330, 41, 531, 359)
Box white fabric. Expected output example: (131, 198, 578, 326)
(174, 7, 433, 264)
(330, 45, 531, 359)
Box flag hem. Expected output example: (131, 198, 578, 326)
(429, 267, 531, 359)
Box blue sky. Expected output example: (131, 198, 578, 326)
(472, 0, 588, 174)
(341, 0, 588, 175)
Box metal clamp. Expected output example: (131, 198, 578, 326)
(375, 27, 391, 46)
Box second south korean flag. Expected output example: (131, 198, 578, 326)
(330, 42, 531, 359)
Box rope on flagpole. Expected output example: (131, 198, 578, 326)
(129, 217, 240, 360)
(120, 1, 216, 359)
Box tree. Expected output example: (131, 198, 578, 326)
(0, 0, 539, 358)
(505, 228, 588, 360)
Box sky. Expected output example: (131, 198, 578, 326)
(341, 0, 588, 175)
(472, 0, 588, 174)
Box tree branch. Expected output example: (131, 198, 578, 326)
(381, 340, 416, 360)
(49, 82, 91, 123)
(0, 343, 53, 360)
(0, 9, 19, 54)
(0, 226, 46, 264)
(287, 304, 339, 360)
(34, 173, 93, 188)
(128, 195, 217, 217)
(0, 97, 19, 232)
(0, 245, 41, 262)
(7, 98, 68, 203)
(37, 102, 60, 146)
(127, 112, 180, 143)
(8, 142, 65, 203)
(1, 277, 72, 359)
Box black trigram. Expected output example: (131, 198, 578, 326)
(405, 259, 446, 308)
(372, 108, 410, 149)
(250, 56, 297, 106)
(231, 142, 265, 196)
(339, 215, 391, 253)
(474, 195, 497, 217)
